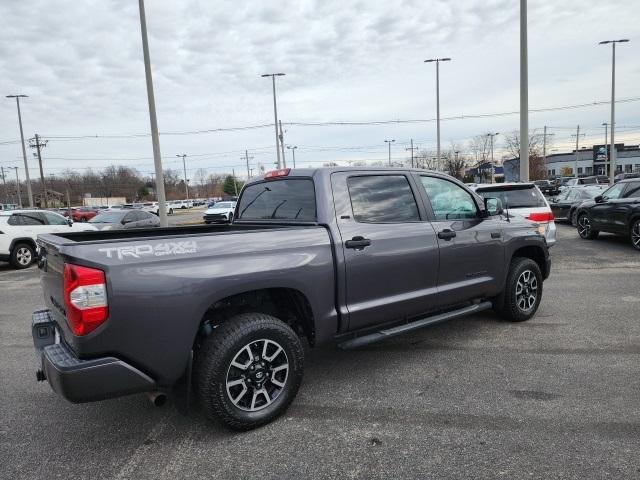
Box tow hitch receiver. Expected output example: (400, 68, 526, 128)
(32, 310, 57, 381)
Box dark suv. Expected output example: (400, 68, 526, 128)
(575, 179, 640, 251)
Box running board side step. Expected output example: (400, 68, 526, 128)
(338, 301, 493, 350)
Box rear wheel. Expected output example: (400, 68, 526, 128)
(195, 313, 304, 430)
(577, 213, 599, 239)
(630, 218, 640, 251)
(10, 243, 35, 269)
(494, 257, 543, 322)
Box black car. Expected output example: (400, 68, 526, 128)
(614, 172, 640, 183)
(575, 179, 640, 251)
(533, 180, 559, 196)
(88, 209, 160, 231)
(550, 185, 606, 226)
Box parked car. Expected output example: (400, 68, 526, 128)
(575, 178, 640, 251)
(614, 172, 640, 183)
(0, 210, 97, 269)
(203, 201, 236, 223)
(88, 209, 161, 230)
(32, 167, 550, 430)
(471, 183, 557, 246)
(533, 180, 559, 196)
(564, 176, 599, 188)
(171, 200, 193, 209)
(595, 175, 611, 185)
(64, 207, 99, 222)
(549, 185, 607, 226)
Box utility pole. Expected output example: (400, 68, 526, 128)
(542, 126, 554, 178)
(571, 126, 585, 178)
(176, 154, 189, 200)
(11, 167, 22, 208)
(138, 0, 168, 227)
(261, 73, 286, 169)
(29, 134, 48, 208)
(602, 122, 609, 176)
(519, 0, 529, 182)
(278, 120, 287, 168)
(385, 139, 395, 166)
(599, 39, 629, 183)
(0, 167, 7, 204)
(6, 95, 34, 207)
(243, 150, 254, 178)
(286, 145, 297, 168)
(424, 57, 451, 171)
(487, 133, 499, 183)
(406, 139, 418, 168)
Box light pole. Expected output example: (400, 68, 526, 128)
(287, 145, 298, 168)
(487, 133, 499, 183)
(424, 57, 451, 171)
(599, 39, 629, 183)
(602, 122, 609, 176)
(176, 154, 189, 200)
(6, 94, 33, 207)
(11, 167, 22, 208)
(519, 0, 529, 182)
(138, 0, 168, 227)
(542, 126, 554, 178)
(261, 73, 286, 169)
(384, 139, 395, 166)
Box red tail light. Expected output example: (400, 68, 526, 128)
(527, 211, 555, 223)
(63, 264, 108, 336)
(265, 168, 290, 179)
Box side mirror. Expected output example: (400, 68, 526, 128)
(67, 219, 73, 226)
(594, 195, 604, 203)
(484, 197, 503, 216)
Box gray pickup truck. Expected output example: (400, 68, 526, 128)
(32, 167, 550, 430)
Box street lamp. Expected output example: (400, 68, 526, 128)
(599, 39, 629, 183)
(384, 139, 395, 166)
(286, 145, 298, 168)
(176, 154, 189, 200)
(424, 57, 451, 171)
(6, 94, 33, 207)
(261, 73, 286, 169)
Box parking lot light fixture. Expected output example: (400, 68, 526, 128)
(599, 39, 629, 183)
(262, 73, 286, 169)
(424, 57, 451, 171)
(385, 139, 395, 166)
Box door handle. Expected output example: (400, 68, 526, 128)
(437, 229, 456, 240)
(345, 236, 372, 249)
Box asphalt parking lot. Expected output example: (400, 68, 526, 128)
(1, 223, 639, 479)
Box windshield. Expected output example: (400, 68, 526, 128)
(476, 185, 547, 208)
(237, 179, 316, 221)
(89, 211, 124, 223)
(582, 186, 605, 198)
(213, 202, 234, 208)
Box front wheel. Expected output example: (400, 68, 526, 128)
(195, 313, 304, 430)
(570, 208, 578, 227)
(494, 257, 543, 322)
(228, 213, 233, 223)
(577, 213, 599, 239)
(630, 218, 640, 251)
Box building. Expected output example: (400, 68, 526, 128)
(466, 162, 504, 183)
(503, 143, 640, 181)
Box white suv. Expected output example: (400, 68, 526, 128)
(0, 210, 97, 269)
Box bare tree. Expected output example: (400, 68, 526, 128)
(503, 130, 546, 180)
(441, 144, 468, 179)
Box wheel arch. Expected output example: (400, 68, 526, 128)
(9, 237, 37, 253)
(195, 287, 316, 347)
(509, 245, 548, 279)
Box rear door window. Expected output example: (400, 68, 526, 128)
(347, 175, 420, 223)
(237, 179, 316, 221)
(475, 185, 547, 208)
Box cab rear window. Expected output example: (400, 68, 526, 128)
(476, 185, 546, 208)
(236, 179, 316, 221)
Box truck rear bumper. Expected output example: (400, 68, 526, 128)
(33, 310, 156, 403)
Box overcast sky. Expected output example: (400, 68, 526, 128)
(1, 0, 638, 180)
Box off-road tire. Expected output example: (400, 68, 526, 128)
(494, 257, 543, 322)
(10, 242, 36, 269)
(195, 313, 304, 431)
(577, 213, 599, 239)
